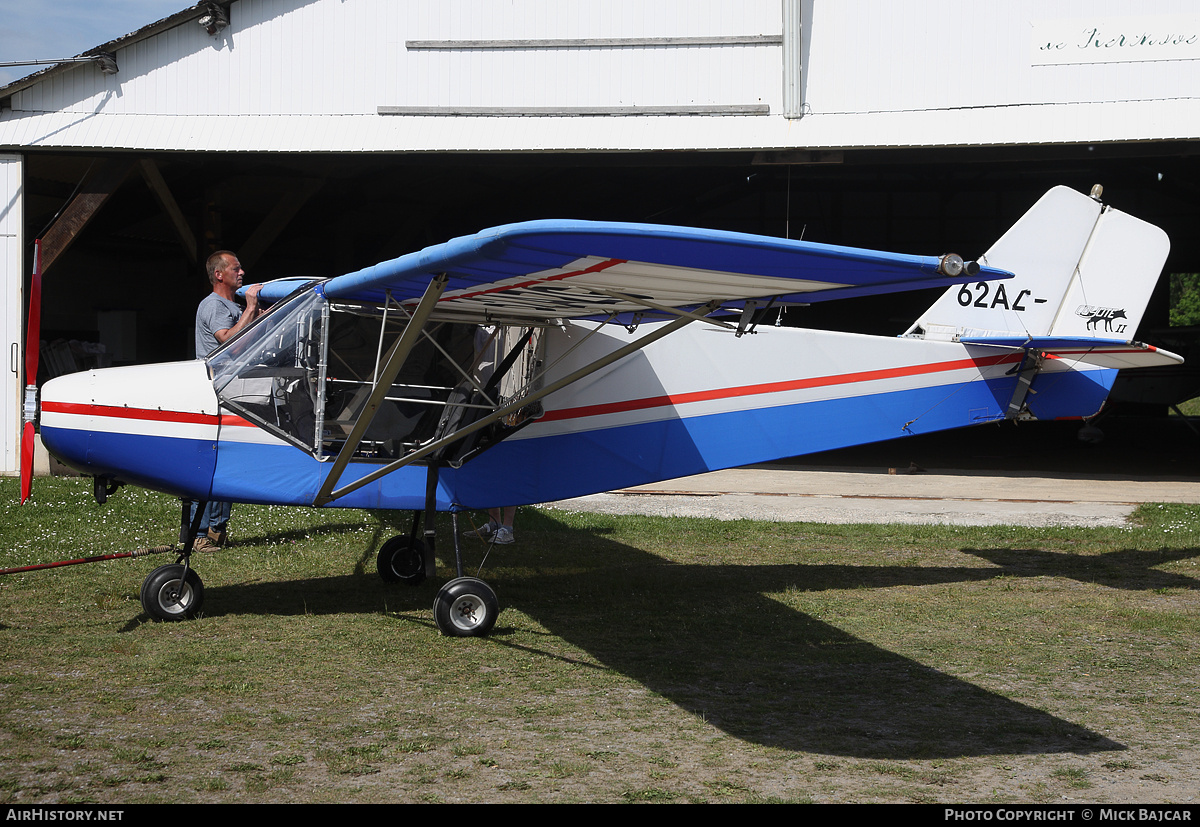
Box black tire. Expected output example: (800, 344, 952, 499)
(141, 564, 204, 622)
(433, 577, 498, 637)
(376, 536, 426, 585)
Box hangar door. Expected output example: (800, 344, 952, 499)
(1, 155, 22, 476)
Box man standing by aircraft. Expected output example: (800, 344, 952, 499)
(191, 250, 262, 551)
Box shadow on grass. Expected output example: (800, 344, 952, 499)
(163, 510, 1170, 761)
(500, 576, 1125, 760)
(960, 546, 1200, 591)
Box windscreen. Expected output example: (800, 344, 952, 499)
(208, 289, 327, 451)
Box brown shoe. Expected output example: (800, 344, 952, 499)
(192, 535, 220, 553)
(207, 528, 228, 547)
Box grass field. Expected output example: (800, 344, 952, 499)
(0, 476, 1197, 803)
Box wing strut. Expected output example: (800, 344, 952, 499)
(313, 299, 723, 506)
(313, 274, 449, 507)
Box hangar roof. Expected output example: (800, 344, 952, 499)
(0, 4, 213, 103)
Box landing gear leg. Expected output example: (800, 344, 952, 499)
(422, 465, 500, 637)
(178, 497, 205, 547)
(372, 466, 500, 636)
(423, 464, 439, 581)
(431, 502, 500, 636)
(141, 499, 207, 622)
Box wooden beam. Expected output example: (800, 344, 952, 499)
(238, 178, 324, 270)
(139, 159, 197, 264)
(39, 157, 136, 274)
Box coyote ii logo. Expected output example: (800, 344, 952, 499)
(1076, 305, 1128, 333)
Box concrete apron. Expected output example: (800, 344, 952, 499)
(544, 465, 1200, 527)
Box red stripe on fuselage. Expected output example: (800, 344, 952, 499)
(42, 401, 255, 427)
(539, 351, 1025, 423)
(43, 351, 1024, 432)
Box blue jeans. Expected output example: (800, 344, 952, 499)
(187, 500, 231, 539)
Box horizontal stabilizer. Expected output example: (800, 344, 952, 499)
(959, 336, 1183, 370)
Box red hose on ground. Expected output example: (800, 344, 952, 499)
(0, 546, 176, 576)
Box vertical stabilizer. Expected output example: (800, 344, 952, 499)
(906, 186, 1169, 342)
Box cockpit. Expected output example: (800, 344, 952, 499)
(207, 286, 542, 463)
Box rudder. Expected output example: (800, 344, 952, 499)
(906, 186, 1169, 343)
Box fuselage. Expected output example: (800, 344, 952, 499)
(38, 315, 1117, 512)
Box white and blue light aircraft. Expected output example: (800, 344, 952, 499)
(27, 185, 1181, 635)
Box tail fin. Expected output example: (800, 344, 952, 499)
(906, 186, 1181, 421)
(906, 185, 1169, 343)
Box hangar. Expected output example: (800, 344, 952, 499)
(2, 0, 1199, 476)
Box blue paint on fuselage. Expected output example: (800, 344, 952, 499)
(450, 373, 1021, 507)
(42, 367, 1116, 511)
(1027, 367, 1117, 420)
(204, 372, 1023, 510)
(40, 426, 218, 500)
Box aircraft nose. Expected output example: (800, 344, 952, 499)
(37, 369, 93, 474)
(38, 361, 222, 499)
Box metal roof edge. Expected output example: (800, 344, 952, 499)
(0, 3, 225, 105)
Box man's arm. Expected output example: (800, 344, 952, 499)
(213, 284, 264, 344)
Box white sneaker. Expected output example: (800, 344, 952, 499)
(462, 520, 497, 540)
(492, 526, 514, 545)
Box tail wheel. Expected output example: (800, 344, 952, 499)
(433, 577, 498, 637)
(141, 564, 205, 622)
(377, 536, 426, 585)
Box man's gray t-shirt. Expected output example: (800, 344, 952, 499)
(195, 293, 242, 358)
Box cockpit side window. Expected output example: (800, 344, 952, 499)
(320, 305, 474, 459)
(209, 290, 479, 460)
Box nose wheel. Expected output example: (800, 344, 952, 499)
(140, 497, 208, 622)
(141, 564, 205, 621)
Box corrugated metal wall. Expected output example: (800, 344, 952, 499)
(391, 0, 780, 112)
(1, 0, 1197, 151)
(806, 0, 1198, 114)
(11, 0, 781, 117)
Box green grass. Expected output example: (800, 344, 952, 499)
(0, 476, 1197, 803)
(1170, 396, 1200, 417)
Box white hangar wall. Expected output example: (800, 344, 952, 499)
(1, 0, 1197, 153)
(0, 156, 21, 477)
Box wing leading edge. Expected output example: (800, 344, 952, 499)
(279, 220, 1011, 320)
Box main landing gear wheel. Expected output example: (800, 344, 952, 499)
(433, 577, 498, 637)
(377, 536, 426, 585)
(140, 564, 205, 622)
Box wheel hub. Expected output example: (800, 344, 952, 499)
(451, 595, 485, 631)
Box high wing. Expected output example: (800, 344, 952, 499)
(259, 219, 1011, 321)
